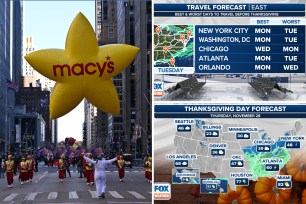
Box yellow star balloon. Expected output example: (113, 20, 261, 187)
(24, 12, 140, 119)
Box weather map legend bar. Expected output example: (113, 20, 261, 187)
(155, 104, 306, 118)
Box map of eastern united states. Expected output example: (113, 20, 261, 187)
(154, 25, 194, 67)
(244, 147, 290, 178)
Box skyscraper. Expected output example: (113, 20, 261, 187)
(23, 36, 55, 91)
(86, 0, 119, 151)
(0, 0, 23, 152)
(117, 0, 152, 156)
(133, 0, 152, 155)
(91, 0, 151, 156)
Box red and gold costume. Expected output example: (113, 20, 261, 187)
(85, 153, 94, 185)
(83, 155, 87, 180)
(58, 155, 66, 182)
(26, 155, 34, 182)
(4, 155, 15, 187)
(19, 157, 28, 184)
(117, 156, 125, 181)
(145, 156, 152, 183)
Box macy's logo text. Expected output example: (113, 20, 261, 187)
(53, 61, 114, 77)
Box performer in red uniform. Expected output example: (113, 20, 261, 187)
(145, 156, 152, 183)
(144, 155, 149, 181)
(26, 155, 34, 183)
(19, 157, 28, 185)
(117, 155, 125, 182)
(85, 153, 94, 185)
(58, 154, 66, 182)
(4, 155, 15, 188)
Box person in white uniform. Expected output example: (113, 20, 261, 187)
(83, 154, 117, 198)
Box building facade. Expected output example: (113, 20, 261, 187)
(14, 109, 46, 152)
(86, 0, 120, 151)
(0, 0, 23, 153)
(84, 100, 93, 148)
(117, 0, 134, 154)
(89, 0, 151, 156)
(23, 36, 54, 91)
(133, 0, 152, 155)
(117, 0, 152, 157)
(15, 84, 52, 147)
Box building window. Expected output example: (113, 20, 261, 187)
(103, 3, 108, 20)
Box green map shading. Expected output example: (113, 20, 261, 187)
(154, 25, 194, 67)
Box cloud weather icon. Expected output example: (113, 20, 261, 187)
(264, 146, 270, 151)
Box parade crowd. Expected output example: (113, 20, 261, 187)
(0, 151, 152, 199)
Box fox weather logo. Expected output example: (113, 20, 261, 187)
(153, 182, 171, 200)
(153, 81, 164, 97)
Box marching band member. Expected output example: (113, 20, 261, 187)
(26, 155, 34, 183)
(19, 156, 28, 185)
(117, 155, 125, 182)
(4, 155, 15, 188)
(83, 153, 88, 181)
(83, 154, 117, 199)
(58, 154, 66, 182)
(145, 156, 152, 183)
(85, 153, 94, 185)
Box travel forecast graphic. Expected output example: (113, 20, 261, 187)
(154, 25, 194, 69)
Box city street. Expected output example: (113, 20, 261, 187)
(0, 163, 152, 203)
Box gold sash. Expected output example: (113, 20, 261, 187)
(5, 161, 14, 172)
(118, 159, 125, 169)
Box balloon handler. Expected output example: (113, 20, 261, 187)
(82, 153, 117, 199)
(85, 153, 94, 185)
(19, 157, 28, 185)
(116, 155, 125, 182)
(4, 155, 15, 188)
(58, 154, 66, 182)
